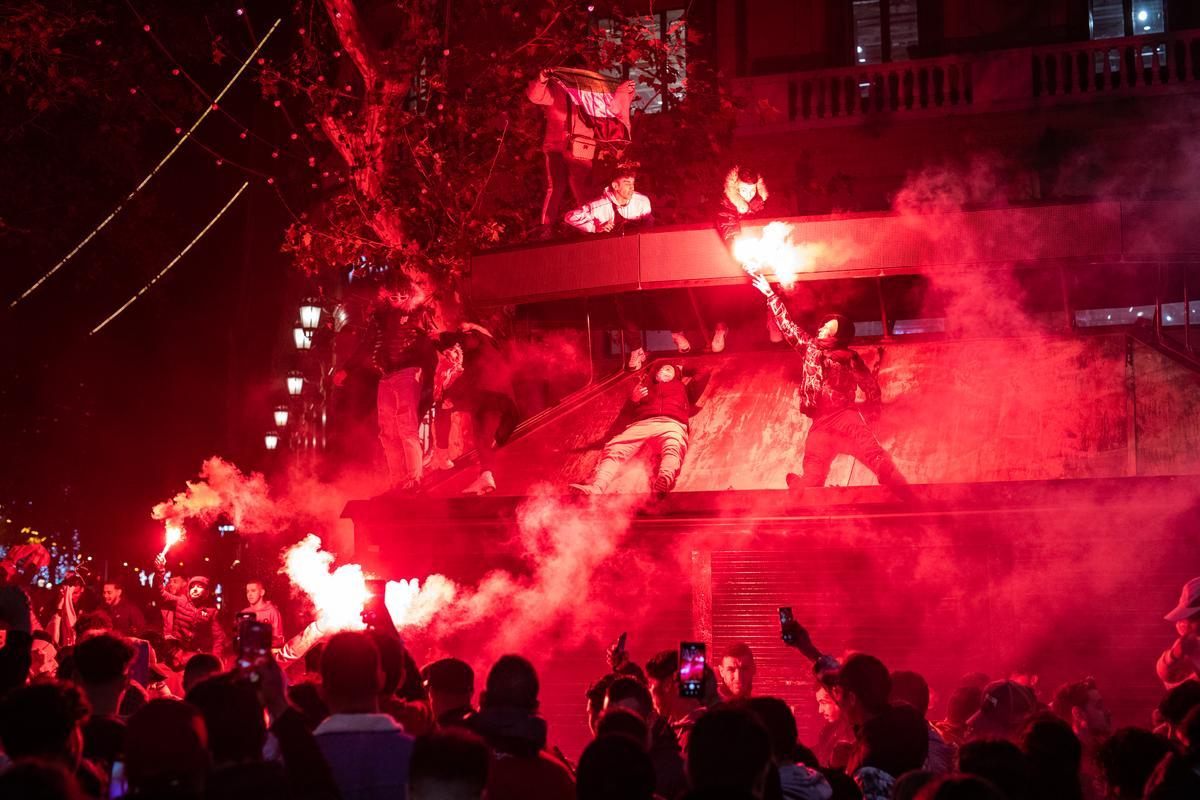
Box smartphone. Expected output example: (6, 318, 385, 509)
(128, 640, 152, 687)
(109, 760, 128, 799)
(237, 620, 273, 680)
(678, 641, 706, 698)
(779, 607, 796, 644)
(362, 579, 388, 628)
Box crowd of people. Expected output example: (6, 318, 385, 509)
(4, 535, 1200, 800)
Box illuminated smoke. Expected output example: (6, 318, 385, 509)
(732, 221, 859, 289)
(151, 457, 276, 531)
(281, 534, 370, 632)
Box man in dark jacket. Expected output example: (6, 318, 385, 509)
(435, 322, 519, 496)
(751, 273, 910, 493)
(334, 274, 438, 493)
(707, 165, 776, 353)
(570, 363, 707, 496)
(153, 556, 226, 667)
(470, 654, 574, 800)
(100, 580, 145, 637)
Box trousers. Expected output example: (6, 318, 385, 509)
(797, 407, 908, 488)
(541, 151, 598, 226)
(591, 416, 689, 491)
(377, 367, 424, 489)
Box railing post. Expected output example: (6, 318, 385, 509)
(876, 276, 892, 341)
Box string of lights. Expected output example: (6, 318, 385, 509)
(91, 182, 250, 335)
(9, 18, 282, 309)
(122, 0, 317, 167)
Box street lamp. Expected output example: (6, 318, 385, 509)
(286, 371, 304, 396)
(299, 298, 322, 331)
(273, 405, 290, 428)
(264, 431, 279, 450)
(293, 326, 313, 350)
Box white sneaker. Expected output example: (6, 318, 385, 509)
(711, 323, 728, 353)
(627, 347, 647, 371)
(671, 332, 691, 354)
(462, 471, 496, 495)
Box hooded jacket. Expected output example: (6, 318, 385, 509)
(157, 571, 226, 656)
(766, 294, 880, 417)
(470, 707, 574, 800)
(715, 168, 769, 243)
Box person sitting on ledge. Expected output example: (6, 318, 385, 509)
(565, 163, 690, 372)
(570, 362, 708, 496)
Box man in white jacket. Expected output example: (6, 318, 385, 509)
(565, 166, 690, 369)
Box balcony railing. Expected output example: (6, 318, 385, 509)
(733, 28, 1200, 130)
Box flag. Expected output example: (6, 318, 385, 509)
(549, 67, 631, 147)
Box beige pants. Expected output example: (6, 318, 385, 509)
(591, 416, 689, 491)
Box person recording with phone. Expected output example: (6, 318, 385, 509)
(778, 615, 928, 796)
(645, 648, 714, 752)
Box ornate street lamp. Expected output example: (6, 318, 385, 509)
(293, 326, 313, 350)
(286, 371, 304, 396)
(264, 431, 279, 450)
(299, 298, 322, 331)
(273, 405, 290, 428)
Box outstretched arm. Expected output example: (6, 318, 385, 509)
(750, 274, 809, 352)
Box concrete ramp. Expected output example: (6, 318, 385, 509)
(425, 333, 1200, 497)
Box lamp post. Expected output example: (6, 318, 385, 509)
(273, 405, 290, 428)
(299, 298, 322, 332)
(264, 431, 279, 450)
(293, 326, 313, 350)
(286, 371, 304, 397)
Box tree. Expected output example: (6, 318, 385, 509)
(276, 0, 735, 315)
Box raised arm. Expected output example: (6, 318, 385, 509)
(526, 71, 555, 106)
(750, 274, 810, 352)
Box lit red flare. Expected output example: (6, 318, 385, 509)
(732, 221, 817, 288)
(160, 524, 184, 559)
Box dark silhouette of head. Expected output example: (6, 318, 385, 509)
(186, 672, 268, 765)
(685, 706, 771, 796)
(409, 727, 490, 800)
(321, 631, 384, 713)
(578, 733, 657, 800)
(481, 654, 539, 712)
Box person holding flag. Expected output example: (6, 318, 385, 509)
(527, 61, 635, 235)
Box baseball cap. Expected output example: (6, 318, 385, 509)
(967, 680, 1038, 731)
(1164, 577, 1200, 621)
(422, 658, 474, 694)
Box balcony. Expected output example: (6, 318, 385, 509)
(467, 200, 1200, 307)
(732, 28, 1200, 131)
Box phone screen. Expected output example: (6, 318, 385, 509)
(237, 620, 273, 678)
(779, 606, 796, 644)
(109, 760, 128, 799)
(678, 641, 706, 698)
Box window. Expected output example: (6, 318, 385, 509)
(599, 9, 687, 114)
(852, 0, 919, 65)
(1089, 0, 1166, 39)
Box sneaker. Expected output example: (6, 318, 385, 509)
(767, 312, 783, 343)
(671, 332, 692, 354)
(626, 347, 647, 371)
(711, 323, 728, 353)
(569, 483, 603, 495)
(652, 473, 674, 494)
(462, 471, 496, 495)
